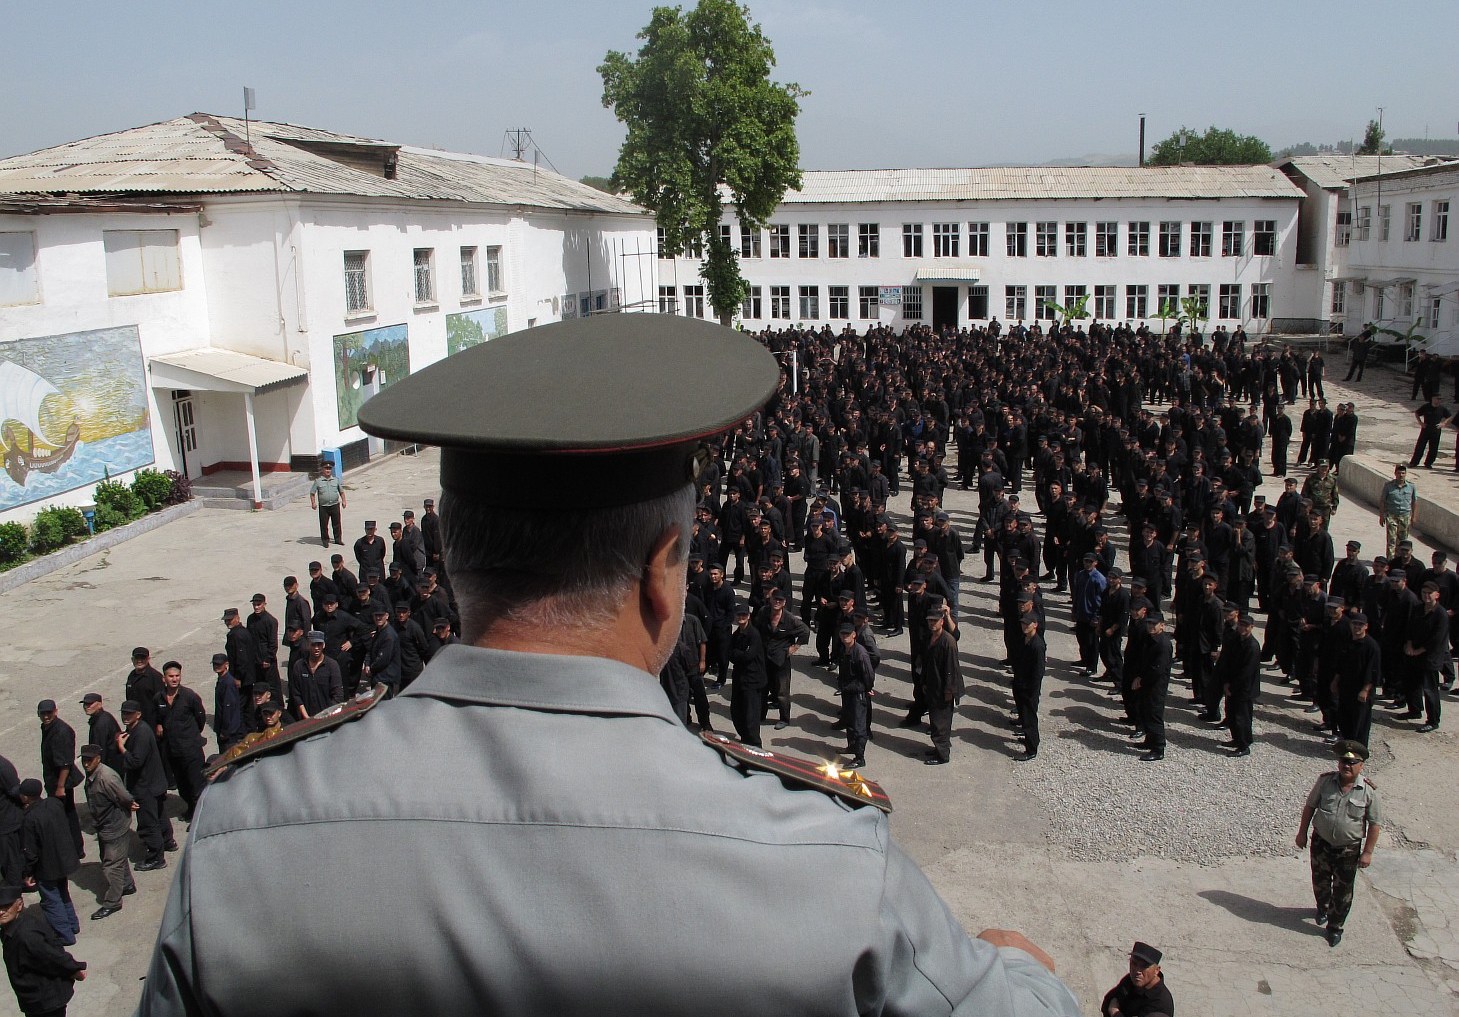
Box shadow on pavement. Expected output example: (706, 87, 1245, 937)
(1198, 889, 1325, 937)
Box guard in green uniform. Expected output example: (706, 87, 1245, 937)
(1295, 739, 1383, 946)
(135, 316, 1078, 1017)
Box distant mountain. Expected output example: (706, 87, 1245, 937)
(1037, 153, 1139, 167)
(1275, 138, 1459, 159)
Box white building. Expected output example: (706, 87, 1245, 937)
(1274, 154, 1432, 330)
(0, 114, 654, 521)
(660, 166, 1305, 333)
(1329, 159, 1459, 354)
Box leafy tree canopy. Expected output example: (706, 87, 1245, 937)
(1148, 125, 1272, 166)
(1357, 119, 1387, 156)
(600, 0, 805, 323)
(579, 175, 617, 193)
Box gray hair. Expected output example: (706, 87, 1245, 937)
(440, 483, 694, 636)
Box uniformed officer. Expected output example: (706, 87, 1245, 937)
(1295, 739, 1383, 947)
(135, 316, 1081, 1016)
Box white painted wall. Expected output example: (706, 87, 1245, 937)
(666, 195, 1301, 330)
(0, 209, 209, 523)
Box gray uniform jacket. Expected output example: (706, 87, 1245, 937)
(137, 644, 1078, 1017)
(83, 763, 134, 841)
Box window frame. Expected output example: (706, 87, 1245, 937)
(769, 285, 790, 319)
(1221, 221, 1244, 257)
(857, 285, 879, 318)
(798, 284, 819, 320)
(968, 222, 990, 257)
(768, 223, 791, 259)
(1190, 221, 1213, 258)
(0, 230, 39, 306)
(1095, 221, 1118, 258)
(902, 285, 923, 320)
(1064, 221, 1087, 258)
(741, 285, 761, 320)
(1218, 283, 1241, 319)
(798, 223, 820, 258)
(902, 223, 923, 259)
(827, 224, 849, 259)
(1005, 284, 1027, 320)
(1250, 283, 1271, 320)
(740, 226, 762, 259)
(828, 285, 849, 319)
(1432, 200, 1450, 242)
(1405, 202, 1423, 242)
(1035, 221, 1058, 258)
(1127, 221, 1150, 257)
(1006, 222, 1028, 258)
(1158, 221, 1182, 258)
(1126, 284, 1148, 319)
(104, 228, 183, 297)
(459, 246, 480, 299)
(1093, 284, 1116, 319)
(858, 223, 880, 258)
(933, 222, 959, 258)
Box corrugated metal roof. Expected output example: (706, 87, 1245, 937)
(0, 115, 645, 216)
(914, 266, 981, 282)
(1278, 154, 1433, 189)
(149, 348, 308, 395)
(778, 165, 1304, 204)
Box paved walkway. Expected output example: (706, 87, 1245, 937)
(3, 379, 1459, 1014)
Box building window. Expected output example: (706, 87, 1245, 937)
(769, 224, 791, 258)
(1355, 208, 1371, 242)
(1405, 202, 1423, 242)
(1126, 285, 1148, 319)
(718, 224, 732, 250)
(1035, 285, 1057, 321)
(1433, 200, 1450, 242)
(858, 223, 880, 258)
(1006, 222, 1028, 257)
(1158, 222, 1182, 258)
(968, 222, 990, 257)
(829, 286, 849, 319)
(798, 223, 819, 258)
(657, 286, 677, 314)
(104, 229, 182, 296)
(1063, 285, 1087, 313)
(902, 223, 923, 258)
(1065, 222, 1087, 257)
(1128, 221, 1150, 256)
(1095, 221, 1118, 258)
(903, 285, 923, 320)
(769, 285, 790, 319)
(798, 285, 819, 319)
(1218, 283, 1242, 319)
(657, 227, 672, 259)
(1035, 221, 1058, 257)
(1379, 205, 1391, 242)
(485, 247, 505, 297)
(1330, 282, 1344, 315)
(683, 285, 706, 318)
(858, 286, 879, 318)
(0, 231, 38, 306)
(1006, 285, 1027, 320)
(1190, 222, 1213, 258)
(1157, 284, 1181, 316)
(741, 285, 761, 320)
(1187, 283, 1210, 317)
(459, 246, 479, 298)
(1093, 284, 1116, 319)
(968, 285, 989, 319)
(412, 248, 436, 303)
(1221, 221, 1245, 257)
(1398, 282, 1414, 319)
(686, 234, 704, 259)
(1431, 297, 1443, 329)
(933, 223, 959, 258)
(828, 224, 849, 258)
(1373, 288, 1385, 319)
(1250, 283, 1271, 319)
(1335, 211, 1352, 247)
(1250, 219, 1275, 256)
(740, 226, 762, 258)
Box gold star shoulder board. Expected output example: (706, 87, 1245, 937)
(204, 685, 389, 779)
(700, 730, 892, 813)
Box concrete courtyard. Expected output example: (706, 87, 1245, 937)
(2, 362, 1458, 1016)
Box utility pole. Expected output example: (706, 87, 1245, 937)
(1138, 114, 1146, 167)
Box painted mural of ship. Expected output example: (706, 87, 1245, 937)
(0, 360, 81, 485)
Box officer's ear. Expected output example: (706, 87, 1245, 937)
(641, 525, 686, 633)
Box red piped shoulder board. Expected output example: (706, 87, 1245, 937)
(204, 684, 389, 778)
(700, 730, 892, 814)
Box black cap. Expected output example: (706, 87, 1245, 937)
(260, 700, 283, 716)
(837, 622, 855, 636)
(80, 744, 101, 760)
(36, 699, 56, 715)
(0, 886, 25, 908)
(357, 317, 779, 509)
(308, 561, 322, 571)
(131, 646, 149, 660)
(424, 498, 435, 507)
(364, 520, 377, 529)
(1349, 612, 1369, 625)
(1131, 942, 1163, 966)
(17, 778, 42, 798)
(120, 699, 142, 715)
(733, 602, 752, 617)
(80, 693, 103, 706)
(211, 652, 229, 666)
(1346, 540, 1361, 550)
(323, 593, 339, 605)
(222, 608, 239, 621)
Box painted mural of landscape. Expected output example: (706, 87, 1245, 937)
(0, 325, 153, 511)
(334, 323, 409, 430)
(446, 305, 508, 355)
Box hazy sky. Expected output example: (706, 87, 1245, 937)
(7, 0, 1456, 179)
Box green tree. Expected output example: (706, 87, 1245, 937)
(579, 175, 616, 193)
(600, 0, 805, 324)
(1356, 119, 1386, 156)
(1148, 125, 1272, 166)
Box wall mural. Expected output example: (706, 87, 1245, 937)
(446, 305, 508, 356)
(334, 323, 409, 430)
(0, 325, 153, 512)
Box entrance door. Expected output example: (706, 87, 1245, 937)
(932, 286, 959, 332)
(171, 390, 198, 478)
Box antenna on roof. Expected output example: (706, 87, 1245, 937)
(243, 87, 257, 151)
(504, 128, 532, 161)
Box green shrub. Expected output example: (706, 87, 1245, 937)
(95, 479, 145, 521)
(29, 509, 67, 553)
(131, 468, 173, 511)
(0, 521, 27, 563)
(53, 507, 89, 541)
(164, 469, 192, 505)
(94, 503, 129, 532)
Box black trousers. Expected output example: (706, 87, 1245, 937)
(49, 787, 84, 857)
(317, 502, 342, 543)
(1014, 677, 1042, 753)
(927, 701, 953, 762)
(841, 689, 869, 756)
(1338, 696, 1373, 745)
(166, 747, 206, 818)
(1226, 693, 1254, 749)
(135, 791, 173, 861)
(0, 830, 21, 885)
(766, 660, 793, 723)
(686, 669, 712, 728)
(1099, 632, 1124, 684)
(1142, 676, 1169, 749)
(730, 681, 763, 746)
(1074, 620, 1099, 670)
(1411, 428, 1443, 468)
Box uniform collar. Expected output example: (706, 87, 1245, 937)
(399, 643, 679, 724)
